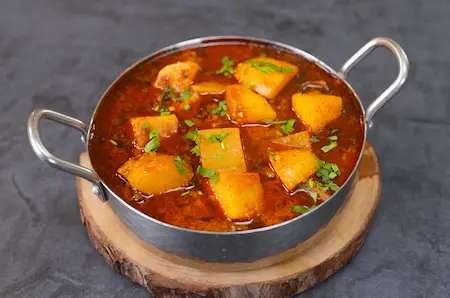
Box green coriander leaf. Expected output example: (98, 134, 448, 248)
(144, 129, 160, 152)
(328, 182, 340, 191)
(203, 133, 229, 143)
(144, 137, 160, 152)
(267, 151, 276, 156)
(311, 135, 320, 142)
(280, 119, 296, 135)
(185, 128, 199, 141)
(141, 123, 149, 130)
(190, 145, 200, 156)
(328, 135, 338, 141)
(109, 139, 118, 146)
(160, 111, 171, 116)
(216, 56, 234, 76)
(291, 205, 315, 214)
(181, 190, 190, 196)
(183, 104, 191, 111)
(321, 141, 338, 153)
(328, 172, 337, 179)
(330, 128, 339, 134)
(196, 166, 219, 184)
(174, 155, 186, 175)
(247, 83, 256, 89)
(308, 179, 315, 188)
(184, 119, 195, 127)
(211, 100, 227, 116)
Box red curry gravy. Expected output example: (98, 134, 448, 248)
(89, 42, 364, 232)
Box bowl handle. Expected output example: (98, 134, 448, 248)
(27, 108, 108, 202)
(338, 37, 409, 124)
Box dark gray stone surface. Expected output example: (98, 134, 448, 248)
(1, 0, 449, 297)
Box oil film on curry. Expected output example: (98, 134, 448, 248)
(88, 42, 364, 233)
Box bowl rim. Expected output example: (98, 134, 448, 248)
(86, 35, 368, 236)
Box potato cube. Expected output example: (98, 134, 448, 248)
(198, 127, 246, 172)
(234, 57, 298, 99)
(130, 115, 178, 148)
(269, 131, 311, 150)
(154, 61, 200, 92)
(191, 81, 227, 95)
(292, 93, 343, 133)
(226, 84, 277, 124)
(211, 171, 263, 220)
(269, 149, 320, 191)
(117, 152, 193, 195)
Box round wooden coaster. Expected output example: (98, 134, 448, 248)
(76, 143, 380, 298)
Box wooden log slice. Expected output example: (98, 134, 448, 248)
(77, 143, 381, 298)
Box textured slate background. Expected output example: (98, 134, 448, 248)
(1, 0, 449, 297)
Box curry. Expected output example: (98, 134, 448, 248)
(88, 42, 364, 232)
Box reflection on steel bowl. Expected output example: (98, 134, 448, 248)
(27, 36, 408, 263)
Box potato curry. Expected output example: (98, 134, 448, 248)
(89, 42, 364, 232)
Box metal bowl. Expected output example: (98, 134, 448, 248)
(27, 36, 408, 263)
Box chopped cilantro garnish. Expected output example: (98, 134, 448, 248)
(245, 59, 294, 73)
(211, 100, 227, 117)
(203, 133, 229, 143)
(316, 160, 341, 184)
(196, 166, 219, 184)
(144, 129, 160, 152)
(280, 119, 296, 135)
(183, 104, 191, 111)
(247, 83, 256, 89)
(291, 205, 316, 214)
(330, 128, 339, 134)
(185, 128, 200, 156)
(267, 151, 276, 156)
(328, 135, 338, 141)
(184, 119, 195, 127)
(321, 141, 338, 153)
(141, 123, 149, 130)
(174, 155, 186, 175)
(160, 111, 171, 116)
(190, 145, 200, 156)
(311, 135, 320, 142)
(216, 56, 234, 76)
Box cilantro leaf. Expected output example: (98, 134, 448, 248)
(184, 119, 195, 127)
(280, 119, 296, 135)
(291, 205, 316, 214)
(216, 56, 234, 76)
(174, 155, 186, 175)
(311, 135, 320, 142)
(144, 129, 160, 152)
(211, 100, 227, 117)
(196, 166, 219, 184)
(321, 141, 338, 153)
